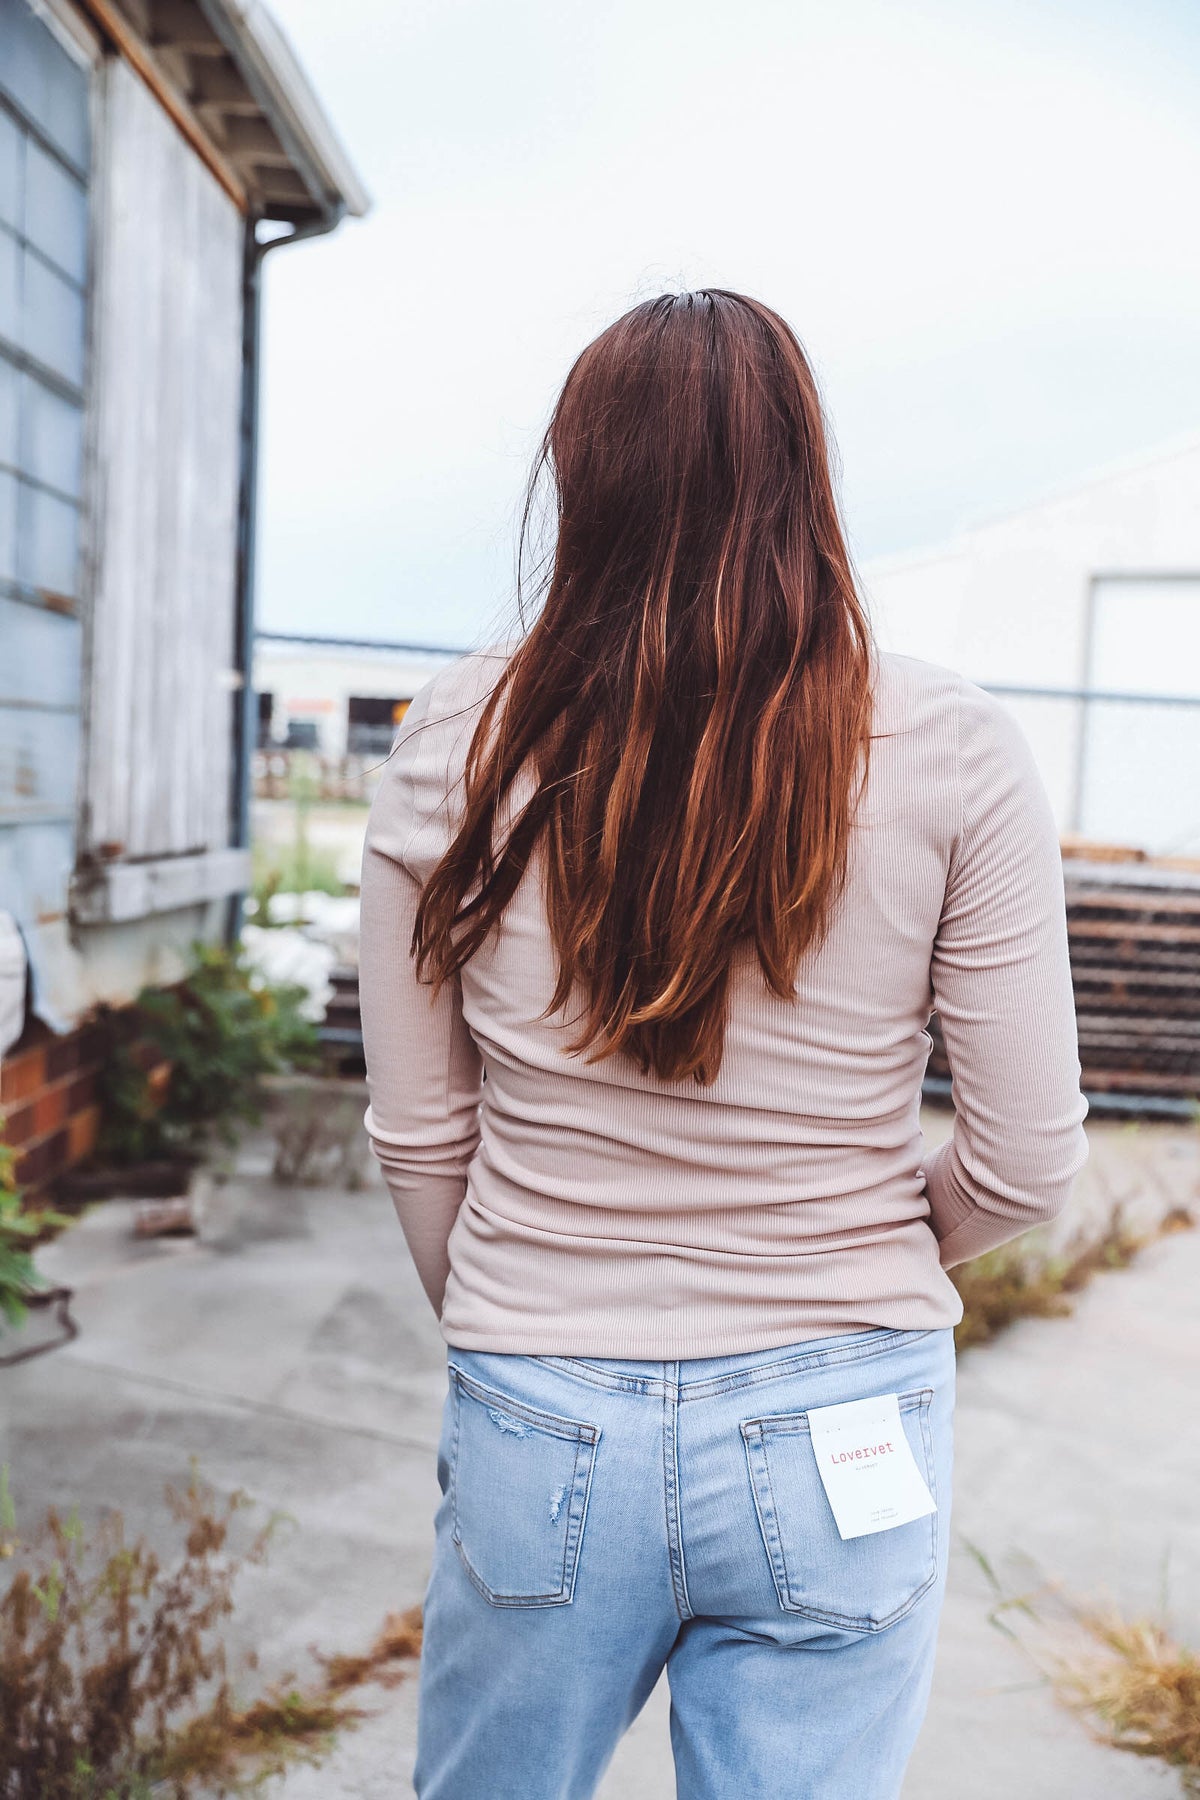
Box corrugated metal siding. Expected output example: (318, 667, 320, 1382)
(83, 56, 242, 864)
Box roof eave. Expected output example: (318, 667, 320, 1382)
(195, 0, 369, 222)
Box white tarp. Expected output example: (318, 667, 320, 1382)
(0, 912, 28, 1057)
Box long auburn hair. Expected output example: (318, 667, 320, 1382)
(413, 289, 874, 1086)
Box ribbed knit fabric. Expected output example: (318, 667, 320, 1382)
(358, 645, 1090, 1357)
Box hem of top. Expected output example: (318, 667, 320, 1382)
(439, 1311, 964, 1361)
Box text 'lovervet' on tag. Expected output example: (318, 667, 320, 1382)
(805, 1393, 937, 1541)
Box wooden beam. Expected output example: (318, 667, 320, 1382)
(188, 58, 261, 110)
(72, 0, 248, 212)
(148, 0, 224, 51)
(71, 848, 253, 923)
(220, 114, 288, 159)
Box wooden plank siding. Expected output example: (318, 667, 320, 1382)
(81, 55, 242, 867)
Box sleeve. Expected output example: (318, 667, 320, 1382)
(358, 685, 483, 1317)
(922, 680, 1089, 1269)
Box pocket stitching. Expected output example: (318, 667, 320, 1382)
(741, 1387, 939, 1632)
(741, 1422, 794, 1608)
(448, 1370, 600, 1608)
(740, 1385, 933, 1439)
(723, 1331, 936, 1400)
(450, 1364, 600, 1444)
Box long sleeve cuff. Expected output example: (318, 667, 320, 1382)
(923, 1126, 1088, 1271)
(366, 1110, 472, 1316)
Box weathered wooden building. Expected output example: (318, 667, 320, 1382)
(0, 0, 367, 1187)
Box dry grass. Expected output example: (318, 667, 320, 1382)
(968, 1543, 1200, 1795)
(952, 1202, 1194, 1351)
(1055, 1609, 1200, 1792)
(318, 1604, 424, 1695)
(157, 1684, 366, 1793)
(0, 1467, 423, 1798)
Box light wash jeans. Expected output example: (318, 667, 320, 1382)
(414, 1324, 956, 1799)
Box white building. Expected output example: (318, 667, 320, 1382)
(861, 435, 1200, 857)
(253, 633, 461, 759)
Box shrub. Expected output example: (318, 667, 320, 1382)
(251, 752, 352, 910)
(0, 1138, 71, 1334)
(0, 1466, 284, 1797)
(250, 852, 345, 916)
(94, 943, 322, 1168)
(0, 1466, 422, 1799)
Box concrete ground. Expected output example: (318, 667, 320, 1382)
(1, 1116, 1196, 1799)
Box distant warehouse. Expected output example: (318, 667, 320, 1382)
(0, 0, 366, 1188)
(863, 435, 1200, 860)
(254, 632, 460, 759)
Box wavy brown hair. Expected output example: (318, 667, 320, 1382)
(413, 289, 874, 1085)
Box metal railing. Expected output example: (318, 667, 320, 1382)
(982, 680, 1200, 861)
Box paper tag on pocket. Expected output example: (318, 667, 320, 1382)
(806, 1393, 936, 1541)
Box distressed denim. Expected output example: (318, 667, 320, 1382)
(414, 1324, 956, 1799)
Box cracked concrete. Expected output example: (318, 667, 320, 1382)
(0, 1116, 1196, 1798)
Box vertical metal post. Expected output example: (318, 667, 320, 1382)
(226, 204, 345, 947)
(1067, 577, 1099, 838)
(226, 213, 263, 945)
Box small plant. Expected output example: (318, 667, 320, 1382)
(250, 756, 350, 913)
(250, 848, 346, 916)
(0, 1464, 423, 1799)
(1058, 1610, 1200, 1790)
(0, 1464, 294, 1797)
(0, 1136, 71, 1335)
(288, 752, 317, 899)
(94, 943, 322, 1168)
(968, 1542, 1200, 1793)
(951, 1201, 1192, 1350)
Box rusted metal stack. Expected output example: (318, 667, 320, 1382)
(1061, 862, 1200, 1106)
(928, 858, 1200, 1115)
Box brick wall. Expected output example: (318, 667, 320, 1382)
(1, 1019, 105, 1196)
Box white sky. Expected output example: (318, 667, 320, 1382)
(259, 0, 1200, 651)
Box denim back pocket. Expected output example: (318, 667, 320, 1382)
(740, 1387, 938, 1632)
(449, 1366, 601, 1607)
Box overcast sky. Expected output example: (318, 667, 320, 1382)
(258, 0, 1200, 652)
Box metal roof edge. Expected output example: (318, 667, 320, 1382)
(197, 0, 370, 220)
(861, 427, 1200, 579)
(948, 426, 1200, 541)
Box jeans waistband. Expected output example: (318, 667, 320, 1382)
(504, 1324, 944, 1401)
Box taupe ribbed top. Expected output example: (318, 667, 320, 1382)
(359, 645, 1089, 1357)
